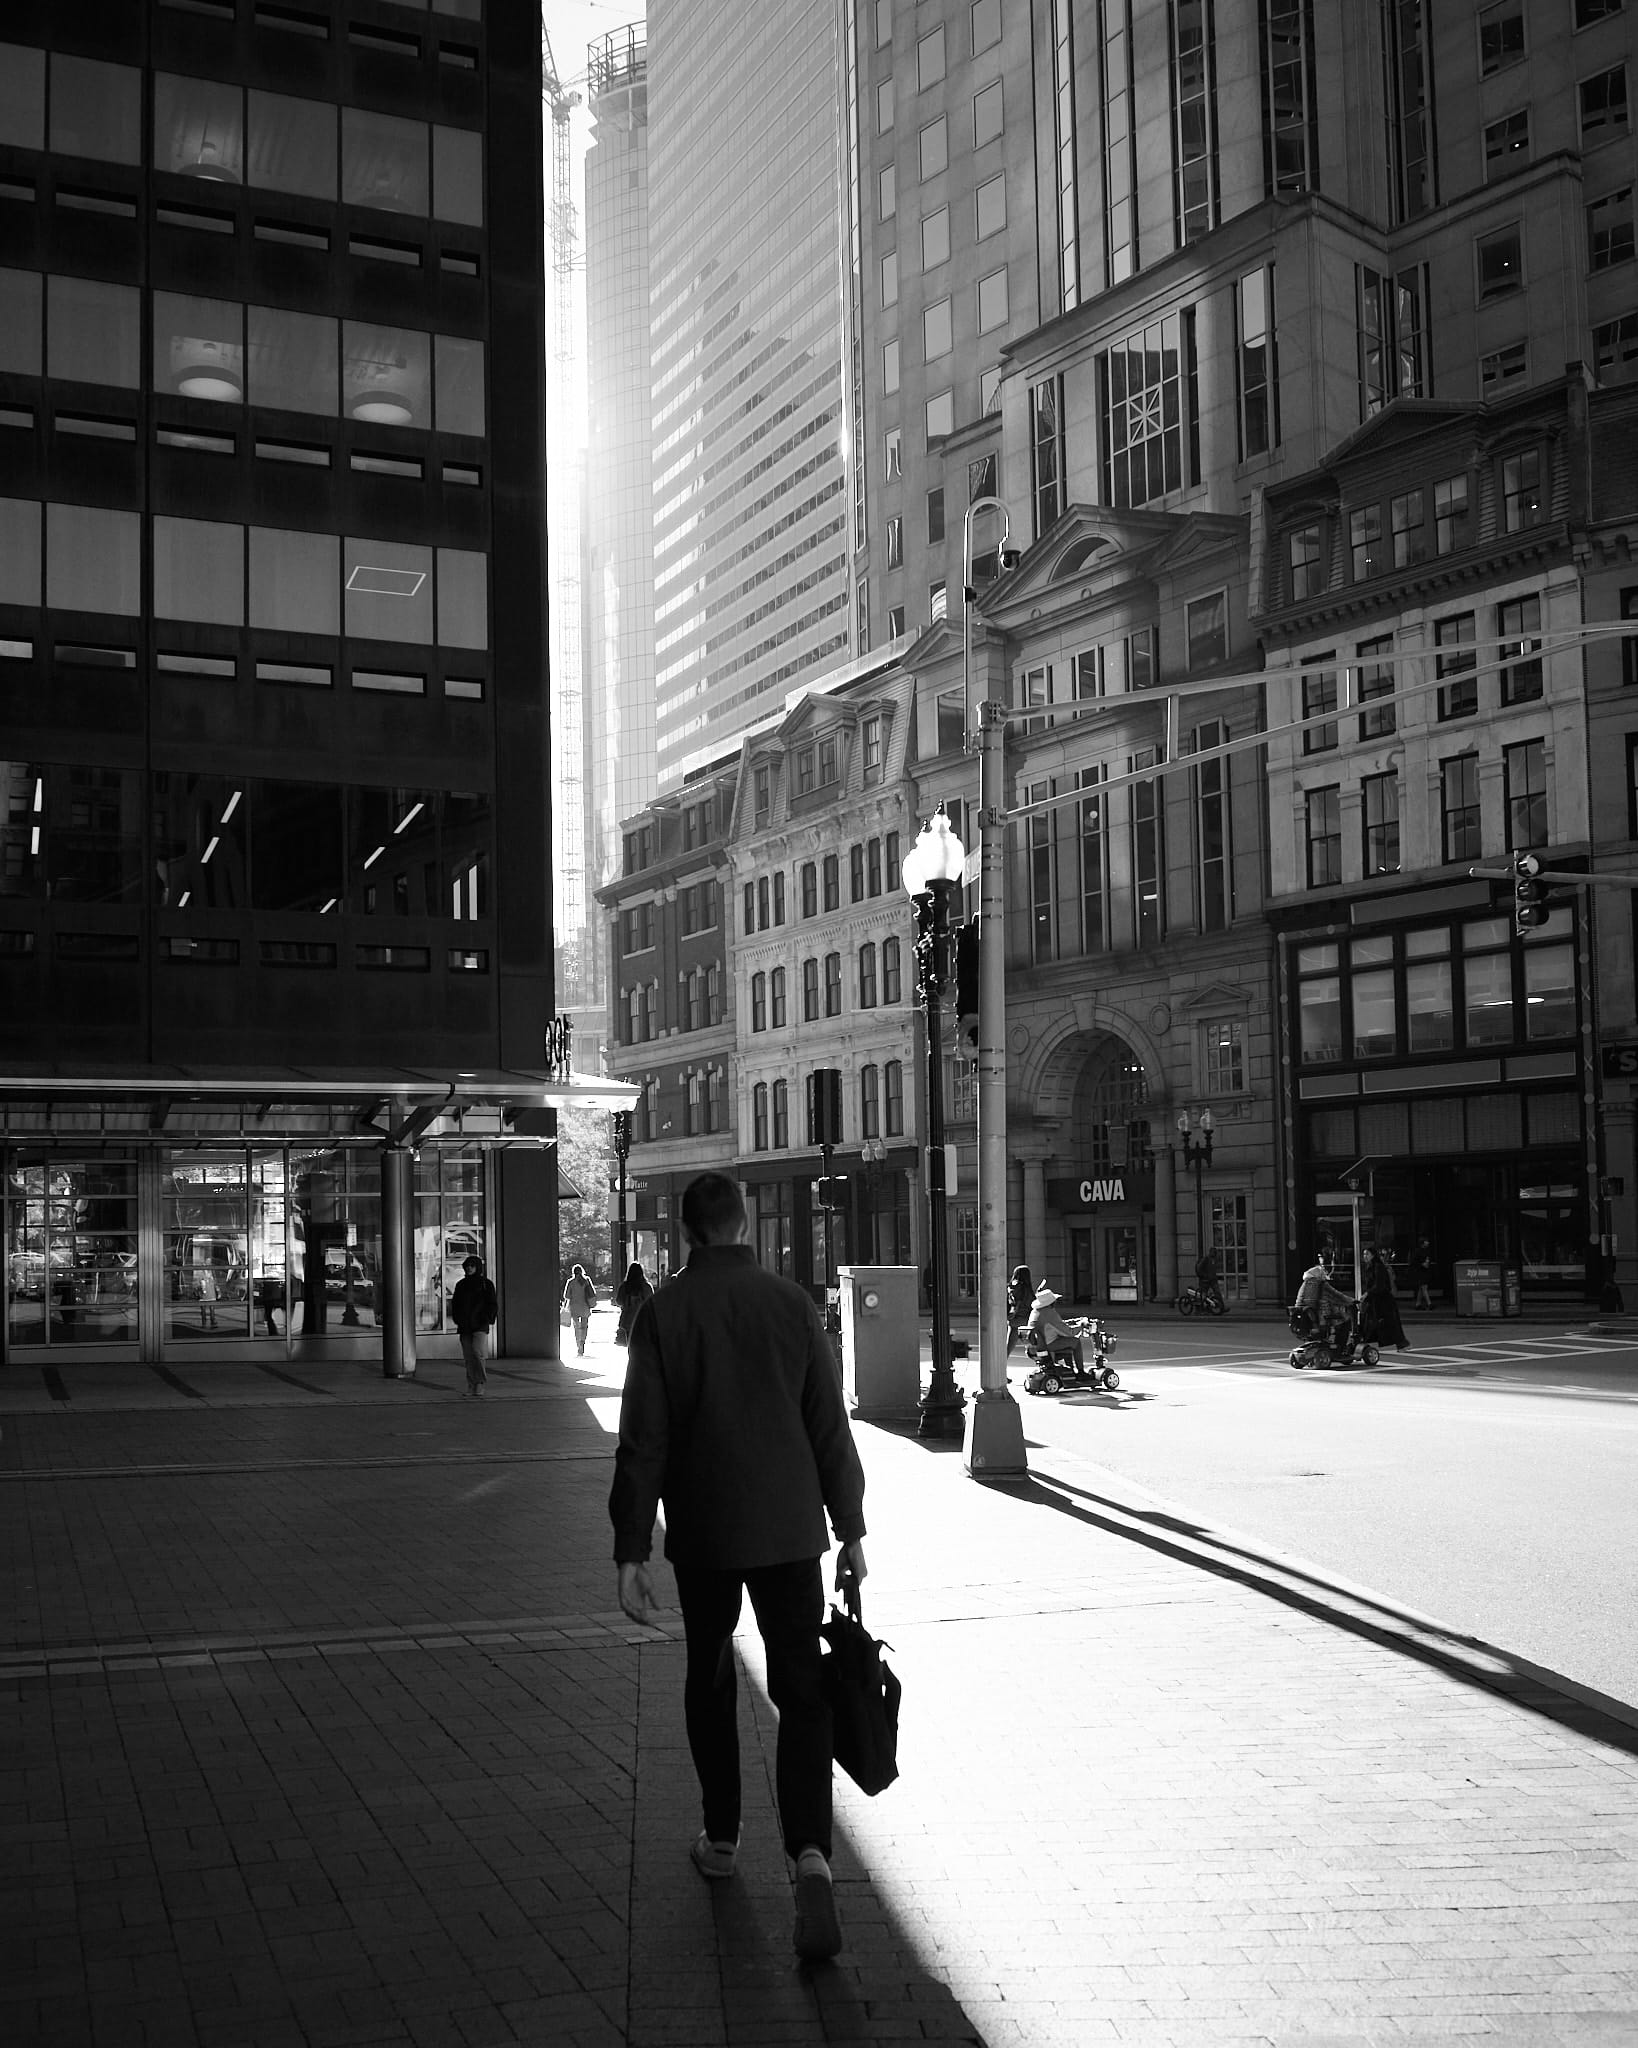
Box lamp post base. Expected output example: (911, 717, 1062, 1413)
(964, 1385, 1028, 1480)
(917, 1378, 967, 1440)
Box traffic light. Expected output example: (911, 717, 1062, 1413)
(806, 1067, 843, 1148)
(1512, 851, 1548, 933)
(953, 917, 980, 1053)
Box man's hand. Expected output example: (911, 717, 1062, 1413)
(834, 1539, 867, 1590)
(617, 1561, 659, 1625)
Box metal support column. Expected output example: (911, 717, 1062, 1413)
(381, 1143, 416, 1379)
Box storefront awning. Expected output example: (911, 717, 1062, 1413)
(0, 1065, 638, 1107)
(0, 1066, 638, 1144)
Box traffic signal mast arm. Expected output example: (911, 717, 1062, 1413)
(991, 621, 1638, 835)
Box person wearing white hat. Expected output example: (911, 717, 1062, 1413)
(1026, 1282, 1084, 1371)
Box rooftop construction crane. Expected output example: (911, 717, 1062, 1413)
(541, 27, 583, 365)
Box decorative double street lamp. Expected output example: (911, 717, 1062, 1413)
(901, 807, 967, 1441)
(1176, 1108, 1215, 1263)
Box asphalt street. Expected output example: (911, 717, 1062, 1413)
(1004, 1312, 1638, 1716)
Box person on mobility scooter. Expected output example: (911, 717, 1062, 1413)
(1022, 1284, 1120, 1394)
(1288, 1252, 1380, 1370)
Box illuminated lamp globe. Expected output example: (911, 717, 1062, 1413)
(900, 808, 967, 898)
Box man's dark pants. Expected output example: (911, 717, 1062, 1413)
(672, 1557, 832, 1861)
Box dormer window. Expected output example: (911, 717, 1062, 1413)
(1500, 446, 1546, 531)
(1288, 522, 1325, 602)
(794, 732, 841, 796)
(753, 764, 771, 827)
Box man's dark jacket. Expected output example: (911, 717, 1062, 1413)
(609, 1244, 866, 1571)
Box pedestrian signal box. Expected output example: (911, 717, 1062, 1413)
(807, 1067, 843, 1148)
(954, 917, 980, 1053)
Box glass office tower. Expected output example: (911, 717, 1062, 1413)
(0, 0, 568, 1367)
(647, 0, 852, 789)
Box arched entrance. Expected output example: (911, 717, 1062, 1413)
(1032, 1028, 1162, 1306)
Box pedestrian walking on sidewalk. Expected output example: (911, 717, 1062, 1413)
(1005, 1264, 1034, 1356)
(449, 1254, 496, 1395)
(613, 1259, 653, 1346)
(1360, 1249, 1410, 1351)
(609, 1171, 867, 1965)
(561, 1263, 596, 1356)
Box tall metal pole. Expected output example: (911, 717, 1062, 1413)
(964, 497, 1027, 1479)
(918, 880, 963, 1438)
(612, 1110, 631, 1274)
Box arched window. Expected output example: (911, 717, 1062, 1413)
(686, 1069, 702, 1136)
(706, 962, 722, 1023)
(626, 987, 642, 1045)
(706, 1067, 723, 1133)
(859, 941, 878, 1008)
(1075, 1040, 1150, 1169)
(824, 951, 843, 1016)
(772, 1077, 790, 1147)
(751, 971, 767, 1032)
(771, 965, 788, 1026)
(753, 1081, 769, 1150)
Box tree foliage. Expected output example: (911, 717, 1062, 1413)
(554, 1106, 615, 1281)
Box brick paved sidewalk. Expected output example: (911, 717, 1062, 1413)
(3, 1325, 1637, 2046)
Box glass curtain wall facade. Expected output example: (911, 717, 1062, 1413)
(647, 0, 851, 787)
(0, 0, 556, 1365)
(584, 27, 655, 898)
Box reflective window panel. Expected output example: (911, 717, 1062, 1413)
(0, 267, 42, 375)
(49, 55, 141, 165)
(0, 498, 42, 607)
(47, 276, 141, 388)
(248, 305, 340, 415)
(249, 526, 340, 635)
(433, 332, 484, 435)
(154, 72, 244, 184)
(0, 44, 46, 151)
(154, 516, 245, 625)
(341, 108, 429, 214)
(247, 88, 337, 200)
(342, 321, 430, 425)
(344, 537, 433, 642)
(432, 124, 482, 224)
(151, 771, 248, 910)
(250, 781, 344, 913)
(46, 504, 140, 615)
(350, 785, 439, 915)
(154, 292, 244, 401)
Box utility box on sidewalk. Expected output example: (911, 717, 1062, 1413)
(837, 1265, 920, 1418)
(1454, 1260, 1517, 1317)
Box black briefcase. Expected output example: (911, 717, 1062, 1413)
(822, 1577, 900, 1796)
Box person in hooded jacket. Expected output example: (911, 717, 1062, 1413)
(450, 1253, 497, 1396)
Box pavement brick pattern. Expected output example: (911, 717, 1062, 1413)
(2, 1312, 1636, 2046)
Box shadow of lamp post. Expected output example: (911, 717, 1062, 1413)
(901, 809, 967, 1441)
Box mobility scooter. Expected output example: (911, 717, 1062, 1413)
(1286, 1302, 1380, 1371)
(1024, 1315, 1121, 1395)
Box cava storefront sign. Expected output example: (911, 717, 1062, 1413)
(1046, 1170, 1155, 1212)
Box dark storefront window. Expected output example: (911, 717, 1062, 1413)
(4, 1158, 138, 1348)
(1296, 909, 1575, 1069)
(757, 1179, 794, 1277)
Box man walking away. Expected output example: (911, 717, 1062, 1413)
(609, 1172, 867, 1964)
(449, 1253, 496, 1396)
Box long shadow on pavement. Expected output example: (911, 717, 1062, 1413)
(993, 1468, 1638, 1761)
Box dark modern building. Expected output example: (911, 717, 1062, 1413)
(0, 0, 596, 1368)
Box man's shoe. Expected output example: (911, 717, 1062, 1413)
(689, 1831, 739, 1880)
(792, 1846, 841, 1961)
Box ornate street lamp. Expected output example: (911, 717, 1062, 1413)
(902, 807, 967, 1440)
(611, 1108, 633, 1274)
(1177, 1108, 1215, 1270)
